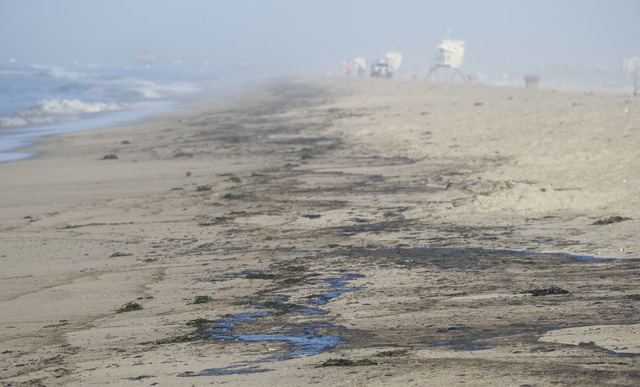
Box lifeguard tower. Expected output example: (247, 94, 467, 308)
(426, 40, 466, 81)
(386, 52, 402, 73)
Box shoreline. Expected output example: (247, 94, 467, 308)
(0, 103, 176, 164)
(1, 76, 639, 386)
(0, 77, 250, 164)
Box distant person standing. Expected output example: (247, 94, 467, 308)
(344, 60, 351, 76)
(353, 57, 366, 77)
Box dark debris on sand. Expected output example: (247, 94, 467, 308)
(592, 216, 632, 225)
(527, 287, 570, 296)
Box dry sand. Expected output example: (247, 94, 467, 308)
(1, 76, 639, 386)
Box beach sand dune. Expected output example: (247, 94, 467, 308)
(1, 76, 639, 386)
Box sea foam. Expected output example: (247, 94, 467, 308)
(0, 99, 135, 127)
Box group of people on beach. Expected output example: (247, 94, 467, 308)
(343, 59, 366, 76)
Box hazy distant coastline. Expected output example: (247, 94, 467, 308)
(0, 61, 250, 163)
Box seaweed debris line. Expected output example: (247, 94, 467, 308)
(180, 270, 364, 377)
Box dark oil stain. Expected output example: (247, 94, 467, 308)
(179, 270, 364, 376)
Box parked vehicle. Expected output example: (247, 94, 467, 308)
(370, 59, 392, 78)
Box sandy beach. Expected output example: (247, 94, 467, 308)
(1, 76, 639, 386)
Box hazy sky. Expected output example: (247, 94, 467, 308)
(1, 0, 639, 76)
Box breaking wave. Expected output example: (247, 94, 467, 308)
(0, 99, 135, 127)
(29, 64, 89, 80)
(116, 77, 200, 99)
(27, 99, 125, 115)
(0, 62, 218, 130)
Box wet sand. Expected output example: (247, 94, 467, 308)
(1, 76, 639, 386)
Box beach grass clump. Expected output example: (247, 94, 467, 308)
(196, 184, 212, 191)
(117, 301, 143, 313)
(102, 154, 118, 160)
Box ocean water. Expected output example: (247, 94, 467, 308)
(0, 61, 235, 163)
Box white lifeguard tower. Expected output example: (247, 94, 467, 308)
(385, 52, 402, 72)
(426, 39, 466, 81)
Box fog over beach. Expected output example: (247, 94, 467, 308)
(2, 0, 640, 84)
(2, 1, 640, 386)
